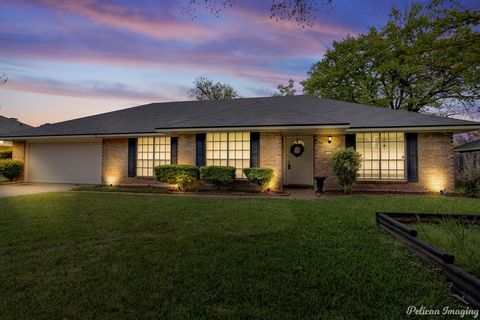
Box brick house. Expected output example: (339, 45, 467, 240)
(2, 96, 479, 192)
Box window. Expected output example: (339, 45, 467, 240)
(136, 137, 171, 177)
(206, 132, 250, 178)
(356, 132, 405, 180)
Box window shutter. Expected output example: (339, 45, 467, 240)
(250, 132, 260, 167)
(345, 134, 356, 149)
(128, 138, 137, 177)
(171, 137, 178, 165)
(196, 133, 206, 167)
(406, 133, 418, 182)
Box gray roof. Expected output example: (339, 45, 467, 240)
(454, 139, 480, 152)
(1, 96, 479, 138)
(0, 116, 32, 135)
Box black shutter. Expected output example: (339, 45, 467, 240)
(345, 134, 356, 149)
(250, 132, 260, 167)
(171, 137, 178, 165)
(128, 138, 137, 177)
(406, 133, 418, 182)
(196, 133, 206, 167)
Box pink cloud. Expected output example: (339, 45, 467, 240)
(26, 0, 220, 42)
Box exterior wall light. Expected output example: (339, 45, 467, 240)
(0, 140, 3, 144)
(328, 135, 333, 144)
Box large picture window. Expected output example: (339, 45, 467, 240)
(206, 132, 250, 178)
(136, 137, 171, 177)
(356, 132, 405, 180)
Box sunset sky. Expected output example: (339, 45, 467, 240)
(0, 0, 475, 126)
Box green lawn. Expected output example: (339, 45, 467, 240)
(0, 194, 478, 319)
(415, 219, 480, 278)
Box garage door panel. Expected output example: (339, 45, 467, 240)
(28, 142, 102, 184)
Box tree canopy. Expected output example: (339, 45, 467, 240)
(180, 0, 332, 27)
(302, 1, 480, 116)
(273, 79, 296, 96)
(189, 76, 240, 100)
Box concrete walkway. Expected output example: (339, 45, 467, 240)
(0, 183, 75, 198)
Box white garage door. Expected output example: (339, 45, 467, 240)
(28, 142, 102, 184)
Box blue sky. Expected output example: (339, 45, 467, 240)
(0, 0, 472, 126)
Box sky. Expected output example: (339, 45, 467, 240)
(0, 0, 472, 126)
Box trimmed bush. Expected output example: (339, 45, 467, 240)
(243, 167, 274, 191)
(154, 165, 199, 190)
(200, 166, 236, 191)
(0, 159, 24, 181)
(462, 165, 480, 198)
(0, 150, 12, 159)
(331, 148, 361, 194)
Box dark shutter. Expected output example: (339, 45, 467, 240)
(250, 132, 260, 167)
(128, 138, 137, 177)
(196, 133, 206, 167)
(345, 134, 356, 149)
(171, 137, 178, 165)
(406, 133, 418, 182)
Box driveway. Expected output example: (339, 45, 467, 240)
(0, 183, 75, 198)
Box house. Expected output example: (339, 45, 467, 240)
(0, 116, 32, 149)
(454, 139, 480, 153)
(1, 96, 479, 192)
(453, 139, 480, 186)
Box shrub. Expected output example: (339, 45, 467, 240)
(154, 165, 199, 191)
(0, 150, 12, 159)
(462, 165, 480, 198)
(200, 166, 236, 191)
(243, 167, 274, 191)
(0, 159, 24, 181)
(331, 148, 361, 194)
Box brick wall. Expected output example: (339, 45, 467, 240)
(178, 134, 196, 165)
(12, 141, 26, 181)
(259, 132, 283, 191)
(314, 132, 454, 193)
(314, 134, 345, 191)
(102, 138, 128, 185)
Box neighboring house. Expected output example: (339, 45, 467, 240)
(1, 96, 479, 192)
(454, 139, 480, 153)
(453, 139, 480, 187)
(0, 116, 32, 149)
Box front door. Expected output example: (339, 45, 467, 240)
(284, 136, 313, 186)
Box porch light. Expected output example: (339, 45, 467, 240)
(0, 140, 3, 144)
(328, 135, 332, 144)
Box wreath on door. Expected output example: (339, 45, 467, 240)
(290, 140, 305, 157)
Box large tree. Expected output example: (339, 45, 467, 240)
(180, 0, 333, 27)
(302, 1, 480, 116)
(189, 76, 240, 100)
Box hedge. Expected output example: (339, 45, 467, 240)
(0, 159, 24, 181)
(0, 150, 12, 159)
(200, 166, 236, 191)
(154, 165, 199, 190)
(243, 167, 274, 191)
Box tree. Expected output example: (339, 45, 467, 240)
(179, 0, 333, 27)
(331, 148, 361, 194)
(0, 73, 7, 85)
(273, 79, 296, 96)
(302, 1, 480, 116)
(189, 76, 240, 100)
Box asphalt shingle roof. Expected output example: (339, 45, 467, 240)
(0, 116, 32, 135)
(454, 139, 480, 152)
(1, 96, 479, 138)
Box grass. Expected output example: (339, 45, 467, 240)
(415, 219, 480, 278)
(72, 185, 169, 194)
(0, 194, 479, 319)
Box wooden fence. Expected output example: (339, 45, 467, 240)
(454, 151, 480, 187)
